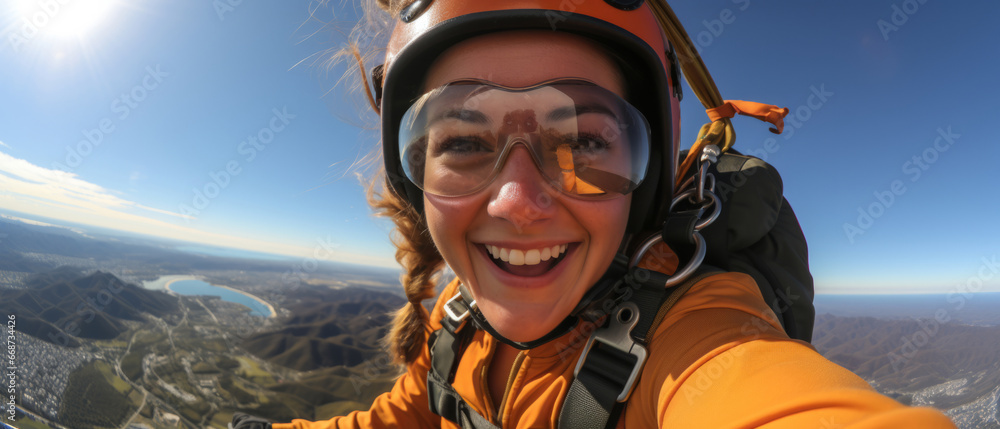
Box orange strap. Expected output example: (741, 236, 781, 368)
(556, 145, 605, 195)
(706, 100, 790, 135)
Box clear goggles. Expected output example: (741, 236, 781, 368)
(398, 79, 651, 200)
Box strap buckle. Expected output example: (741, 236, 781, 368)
(573, 301, 648, 402)
(444, 292, 476, 325)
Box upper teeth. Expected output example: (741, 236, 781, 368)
(486, 244, 568, 266)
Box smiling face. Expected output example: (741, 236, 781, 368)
(422, 31, 631, 342)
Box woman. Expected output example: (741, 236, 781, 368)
(252, 1, 958, 428)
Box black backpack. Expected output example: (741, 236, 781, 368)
(691, 149, 815, 342)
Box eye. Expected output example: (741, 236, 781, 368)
(566, 132, 611, 154)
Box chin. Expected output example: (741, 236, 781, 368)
(476, 298, 569, 343)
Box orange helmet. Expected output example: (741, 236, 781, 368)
(378, 0, 682, 234)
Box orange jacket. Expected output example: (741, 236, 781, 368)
(274, 272, 956, 428)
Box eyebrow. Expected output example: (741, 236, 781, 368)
(430, 109, 490, 126)
(546, 104, 618, 122)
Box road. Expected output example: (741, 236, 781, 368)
(112, 302, 200, 429)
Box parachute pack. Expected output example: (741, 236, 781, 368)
(694, 149, 815, 342)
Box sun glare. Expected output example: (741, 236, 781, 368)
(11, 0, 119, 40)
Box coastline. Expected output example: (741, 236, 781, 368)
(163, 277, 276, 318)
(215, 284, 277, 319)
(162, 276, 198, 294)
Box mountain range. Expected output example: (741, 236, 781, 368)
(813, 313, 1000, 425)
(242, 286, 405, 371)
(0, 266, 178, 347)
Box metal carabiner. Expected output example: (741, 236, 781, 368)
(696, 145, 720, 202)
(629, 232, 707, 288)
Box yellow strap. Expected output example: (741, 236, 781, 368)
(647, 2, 787, 190)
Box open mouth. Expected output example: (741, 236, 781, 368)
(482, 243, 572, 277)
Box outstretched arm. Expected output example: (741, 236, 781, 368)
(626, 272, 957, 428)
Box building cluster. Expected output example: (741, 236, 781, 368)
(0, 270, 30, 290)
(940, 383, 1000, 428)
(15, 334, 91, 421)
(10, 251, 162, 287)
(19, 252, 102, 271)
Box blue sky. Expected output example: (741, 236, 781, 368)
(1, 1, 997, 294)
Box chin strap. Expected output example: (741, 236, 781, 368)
(457, 284, 579, 350)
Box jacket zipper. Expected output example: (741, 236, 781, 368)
(495, 351, 527, 427)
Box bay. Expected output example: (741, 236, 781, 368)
(167, 279, 274, 317)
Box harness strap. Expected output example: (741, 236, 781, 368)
(429, 293, 497, 427)
(427, 268, 721, 429)
(428, 291, 504, 428)
(557, 341, 635, 429)
(557, 267, 721, 429)
(428, 366, 500, 429)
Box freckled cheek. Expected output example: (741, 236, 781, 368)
(576, 200, 630, 278)
(425, 195, 479, 229)
(424, 195, 484, 261)
(577, 197, 631, 242)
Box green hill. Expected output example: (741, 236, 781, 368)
(242, 287, 402, 372)
(58, 360, 140, 429)
(0, 268, 178, 346)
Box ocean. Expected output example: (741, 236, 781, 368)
(814, 292, 1000, 326)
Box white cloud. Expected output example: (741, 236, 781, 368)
(0, 151, 192, 220)
(0, 150, 396, 268)
(0, 140, 9, 149)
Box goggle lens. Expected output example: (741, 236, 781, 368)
(399, 79, 650, 199)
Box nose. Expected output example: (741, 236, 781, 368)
(487, 145, 557, 230)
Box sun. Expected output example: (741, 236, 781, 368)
(10, 0, 119, 40)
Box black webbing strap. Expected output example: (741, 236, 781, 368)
(427, 366, 500, 429)
(558, 340, 637, 429)
(628, 270, 671, 344)
(427, 293, 500, 429)
(557, 268, 719, 429)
